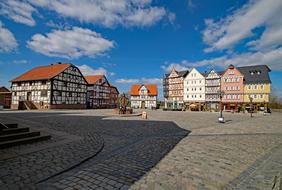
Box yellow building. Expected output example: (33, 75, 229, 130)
(238, 65, 271, 112)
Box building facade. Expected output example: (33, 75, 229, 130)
(85, 75, 112, 109)
(221, 65, 244, 111)
(163, 68, 188, 109)
(0, 86, 12, 108)
(11, 63, 87, 110)
(238, 65, 271, 112)
(205, 70, 222, 111)
(109, 86, 119, 108)
(184, 68, 206, 111)
(130, 84, 157, 109)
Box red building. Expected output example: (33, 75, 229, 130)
(0, 86, 12, 108)
(221, 65, 244, 111)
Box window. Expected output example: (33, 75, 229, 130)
(18, 82, 22, 86)
(254, 85, 257, 89)
(41, 81, 46, 85)
(41, 90, 47, 97)
(261, 85, 264, 89)
(261, 95, 263, 98)
(254, 94, 257, 98)
(248, 86, 251, 89)
(200, 88, 202, 91)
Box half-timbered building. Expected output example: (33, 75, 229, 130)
(130, 84, 157, 109)
(85, 75, 113, 108)
(221, 64, 244, 111)
(205, 70, 222, 111)
(163, 67, 188, 109)
(109, 85, 119, 108)
(10, 63, 87, 110)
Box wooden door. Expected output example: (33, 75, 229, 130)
(27, 92, 32, 101)
(141, 101, 145, 109)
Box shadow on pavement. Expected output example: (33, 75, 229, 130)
(0, 111, 190, 189)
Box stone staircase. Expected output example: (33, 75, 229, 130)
(0, 122, 51, 149)
(23, 101, 37, 110)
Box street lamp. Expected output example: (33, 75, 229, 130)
(218, 90, 225, 123)
(249, 95, 253, 117)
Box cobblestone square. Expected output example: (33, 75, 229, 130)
(0, 109, 281, 190)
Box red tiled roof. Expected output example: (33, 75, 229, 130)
(11, 63, 71, 82)
(84, 75, 104, 84)
(130, 84, 158, 96)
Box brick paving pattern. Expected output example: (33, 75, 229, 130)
(0, 109, 281, 189)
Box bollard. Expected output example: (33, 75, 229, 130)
(142, 111, 147, 119)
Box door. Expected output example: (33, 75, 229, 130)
(141, 101, 145, 109)
(27, 92, 32, 101)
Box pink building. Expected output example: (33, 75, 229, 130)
(221, 65, 244, 111)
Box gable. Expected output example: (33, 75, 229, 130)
(187, 68, 204, 78)
(168, 69, 179, 78)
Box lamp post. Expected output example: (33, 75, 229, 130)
(249, 95, 253, 118)
(218, 90, 225, 123)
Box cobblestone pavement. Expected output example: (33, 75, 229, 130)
(0, 113, 104, 190)
(126, 110, 282, 190)
(0, 111, 188, 189)
(0, 110, 281, 189)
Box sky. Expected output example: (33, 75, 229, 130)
(0, 0, 282, 99)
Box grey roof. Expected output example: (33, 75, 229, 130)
(178, 70, 189, 77)
(164, 70, 189, 78)
(237, 65, 271, 84)
(201, 72, 209, 77)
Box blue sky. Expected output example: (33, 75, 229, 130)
(0, 0, 282, 99)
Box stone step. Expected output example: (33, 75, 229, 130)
(4, 123, 18, 128)
(0, 131, 40, 142)
(0, 135, 51, 149)
(0, 127, 29, 135)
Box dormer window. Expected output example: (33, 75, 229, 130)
(257, 71, 261, 75)
(250, 71, 254, 75)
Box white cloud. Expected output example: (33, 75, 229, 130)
(161, 61, 191, 73)
(27, 0, 171, 27)
(116, 78, 140, 84)
(187, 0, 196, 9)
(13, 59, 29, 64)
(27, 27, 114, 59)
(115, 77, 162, 85)
(0, 0, 36, 26)
(163, 47, 282, 72)
(202, 0, 282, 52)
(0, 21, 18, 52)
(77, 64, 115, 77)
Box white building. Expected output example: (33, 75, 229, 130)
(130, 84, 157, 109)
(184, 68, 206, 111)
(11, 63, 87, 110)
